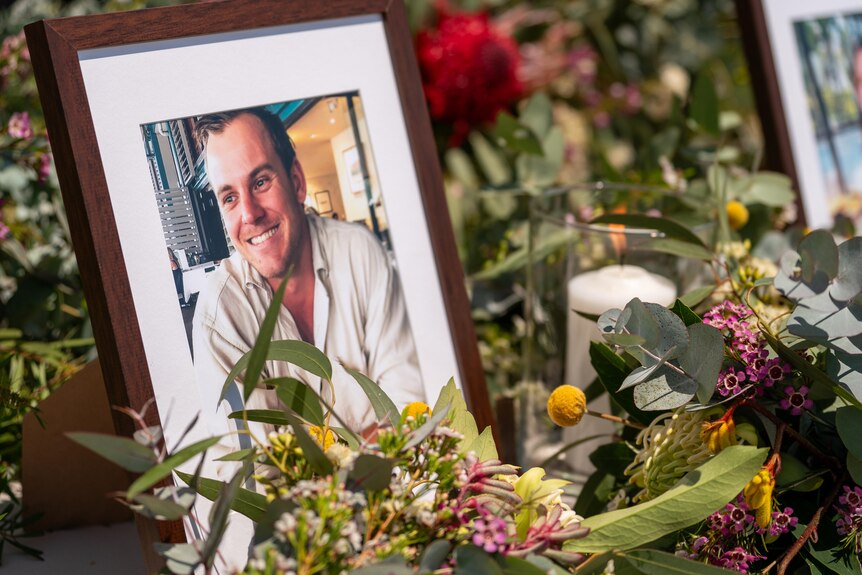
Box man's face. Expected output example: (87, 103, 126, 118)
(205, 113, 306, 281)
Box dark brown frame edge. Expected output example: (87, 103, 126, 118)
(24, 0, 494, 464)
(734, 0, 806, 226)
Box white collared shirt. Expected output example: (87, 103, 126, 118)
(192, 214, 425, 455)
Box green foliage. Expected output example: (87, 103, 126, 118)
(568, 446, 767, 553)
(597, 298, 724, 410)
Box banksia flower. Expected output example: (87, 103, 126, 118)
(547, 385, 587, 427)
(701, 406, 738, 454)
(626, 407, 714, 501)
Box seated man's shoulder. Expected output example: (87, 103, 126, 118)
(319, 216, 383, 252)
(194, 254, 252, 326)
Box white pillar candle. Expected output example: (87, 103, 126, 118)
(562, 264, 677, 481)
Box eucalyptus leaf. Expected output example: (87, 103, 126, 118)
(176, 470, 267, 522)
(743, 172, 796, 207)
(154, 543, 199, 575)
(690, 72, 720, 135)
(788, 302, 862, 342)
(405, 403, 452, 450)
(603, 549, 741, 574)
(271, 377, 324, 426)
(641, 238, 713, 261)
(827, 351, 862, 401)
(597, 308, 623, 335)
(492, 112, 543, 155)
(680, 323, 724, 404)
(567, 446, 768, 552)
(763, 331, 862, 409)
(619, 347, 677, 391)
(848, 453, 862, 486)
(66, 432, 157, 473)
(470, 132, 510, 185)
(214, 448, 257, 462)
(349, 454, 394, 492)
(228, 409, 292, 426)
(632, 367, 697, 411)
(220, 340, 333, 404)
(589, 214, 708, 249)
(619, 299, 661, 354)
(776, 452, 824, 492)
(242, 277, 290, 402)
(127, 436, 222, 499)
(281, 411, 333, 475)
(132, 488, 195, 521)
(831, 237, 862, 302)
(348, 561, 415, 575)
(420, 540, 452, 572)
(836, 407, 862, 461)
(670, 299, 701, 327)
(455, 544, 503, 575)
(589, 342, 653, 426)
(800, 230, 839, 284)
(775, 251, 820, 300)
(679, 285, 714, 308)
(603, 333, 647, 347)
(344, 367, 400, 425)
(203, 469, 244, 568)
(445, 148, 480, 189)
(643, 303, 689, 363)
(519, 92, 553, 139)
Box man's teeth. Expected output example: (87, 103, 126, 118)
(249, 227, 277, 245)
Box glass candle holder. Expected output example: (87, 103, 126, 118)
(518, 182, 711, 476)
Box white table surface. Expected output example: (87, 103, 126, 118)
(3, 522, 145, 574)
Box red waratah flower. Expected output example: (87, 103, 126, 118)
(416, 9, 522, 144)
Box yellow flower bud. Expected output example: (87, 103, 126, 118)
(547, 385, 587, 427)
(744, 468, 775, 528)
(401, 401, 432, 421)
(701, 417, 737, 454)
(307, 425, 336, 451)
(726, 201, 750, 230)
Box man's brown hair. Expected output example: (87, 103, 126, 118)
(194, 107, 296, 174)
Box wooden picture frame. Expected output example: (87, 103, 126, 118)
(24, 0, 493, 559)
(737, 0, 862, 229)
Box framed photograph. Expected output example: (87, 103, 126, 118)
(24, 0, 492, 560)
(738, 0, 862, 229)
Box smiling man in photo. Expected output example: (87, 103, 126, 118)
(191, 107, 424, 442)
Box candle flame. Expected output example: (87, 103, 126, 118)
(609, 206, 626, 261)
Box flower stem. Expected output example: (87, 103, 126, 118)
(586, 410, 645, 429)
(776, 471, 847, 575)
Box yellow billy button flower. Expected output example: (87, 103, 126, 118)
(547, 385, 587, 427)
(700, 406, 738, 454)
(744, 456, 779, 529)
(726, 201, 750, 230)
(401, 401, 432, 421)
(307, 425, 336, 451)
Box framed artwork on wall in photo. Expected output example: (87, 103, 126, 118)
(24, 0, 492, 565)
(737, 0, 862, 229)
(343, 145, 365, 193)
(315, 189, 333, 214)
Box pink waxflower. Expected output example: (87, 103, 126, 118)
(718, 546, 763, 574)
(37, 153, 52, 183)
(472, 515, 509, 553)
(768, 507, 797, 537)
(779, 385, 813, 416)
(716, 369, 746, 397)
(7, 111, 33, 139)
